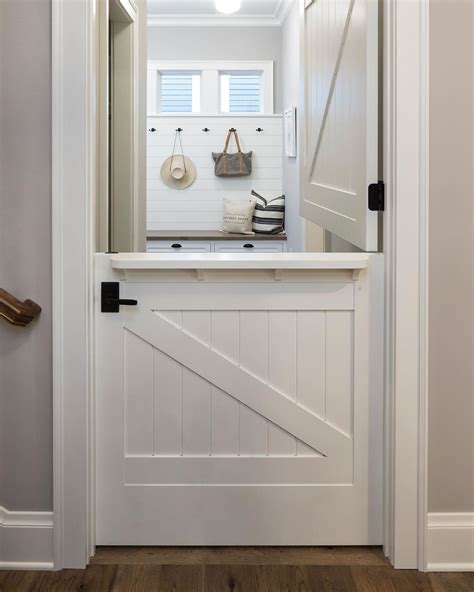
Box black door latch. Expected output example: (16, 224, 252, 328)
(368, 181, 385, 211)
(101, 282, 138, 313)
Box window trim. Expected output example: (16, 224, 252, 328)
(147, 60, 274, 115)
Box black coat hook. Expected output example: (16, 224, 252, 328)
(202, 127, 210, 132)
(176, 127, 183, 132)
(256, 127, 264, 132)
(149, 127, 157, 132)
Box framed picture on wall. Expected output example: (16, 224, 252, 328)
(284, 107, 297, 158)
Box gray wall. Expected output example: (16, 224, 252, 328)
(148, 25, 283, 113)
(0, 0, 53, 511)
(428, 0, 474, 512)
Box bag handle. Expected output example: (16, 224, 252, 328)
(223, 128, 243, 154)
(170, 129, 187, 173)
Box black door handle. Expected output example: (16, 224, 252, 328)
(101, 282, 138, 313)
(243, 243, 255, 248)
(106, 298, 138, 307)
(171, 243, 182, 248)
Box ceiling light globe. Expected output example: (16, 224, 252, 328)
(215, 0, 242, 15)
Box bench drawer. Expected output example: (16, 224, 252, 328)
(147, 240, 212, 253)
(213, 240, 285, 253)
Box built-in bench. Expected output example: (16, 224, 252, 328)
(147, 230, 288, 253)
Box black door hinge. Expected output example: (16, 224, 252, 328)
(101, 282, 138, 313)
(368, 181, 385, 211)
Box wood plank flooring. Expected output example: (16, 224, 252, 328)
(0, 547, 472, 591)
(90, 546, 388, 566)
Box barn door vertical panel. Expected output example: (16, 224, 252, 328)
(300, 0, 380, 251)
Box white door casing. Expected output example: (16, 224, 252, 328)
(52, 0, 429, 570)
(300, 0, 380, 251)
(96, 254, 383, 545)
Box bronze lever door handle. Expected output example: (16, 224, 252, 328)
(0, 288, 41, 327)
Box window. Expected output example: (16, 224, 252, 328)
(148, 61, 273, 115)
(220, 73, 262, 113)
(160, 72, 201, 113)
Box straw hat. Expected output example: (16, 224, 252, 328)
(160, 154, 197, 190)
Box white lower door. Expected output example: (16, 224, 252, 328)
(96, 255, 382, 545)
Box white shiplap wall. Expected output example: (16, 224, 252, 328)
(147, 115, 283, 231)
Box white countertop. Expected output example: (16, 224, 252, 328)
(111, 253, 369, 271)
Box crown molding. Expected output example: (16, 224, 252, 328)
(148, 14, 281, 27)
(275, 0, 294, 26)
(147, 1, 296, 27)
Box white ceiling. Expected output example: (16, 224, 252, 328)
(147, 0, 295, 27)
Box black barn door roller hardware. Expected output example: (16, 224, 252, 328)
(101, 282, 138, 313)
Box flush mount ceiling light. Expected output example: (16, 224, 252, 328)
(215, 0, 242, 15)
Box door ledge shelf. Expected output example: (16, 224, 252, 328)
(111, 253, 369, 270)
(110, 253, 369, 281)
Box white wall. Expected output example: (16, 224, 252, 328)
(281, 2, 305, 252)
(147, 115, 283, 231)
(148, 26, 283, 113)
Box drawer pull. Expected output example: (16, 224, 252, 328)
(171, 243, 182, 249)
(243, 243, 255, 249)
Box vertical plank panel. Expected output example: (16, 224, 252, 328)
(210, 387, 239, 456)
(297, 440, 321, 457)
(183, 311, 211, 345)
(268, 311, 297, 399)
(210, 312, 240, 456)
(297, 311, 326, 417)
(182, 369, 211, 456)
(124, 330, 154, 455)
(154, 349, 182, 455)
(239, 311, 269, 455)
(239, 311, 268, 381)
(239, 405, 268, 457)
(268, 312, 297, 455)
(326, 311, 353, 436)
(211, 311, 239, 362)
(268, 425, 297, 456)
(182, 311, 211, 455)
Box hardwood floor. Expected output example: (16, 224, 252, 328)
(0, 548, 472, 591)
(90, 546, 389, 566)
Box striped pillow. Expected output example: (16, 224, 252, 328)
(251, 190, 285, 234)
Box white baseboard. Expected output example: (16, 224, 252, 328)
(427, 512, 474, 572)
(0, 506, 54, 570)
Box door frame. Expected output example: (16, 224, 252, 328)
(51, 0, 430, 570)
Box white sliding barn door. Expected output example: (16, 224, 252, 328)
(95, 255, 383, 545)
(301, 0, 380, 251)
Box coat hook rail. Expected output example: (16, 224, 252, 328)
(0, 289, 41, 327)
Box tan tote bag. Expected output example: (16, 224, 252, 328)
(212, 129, 252, 177)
